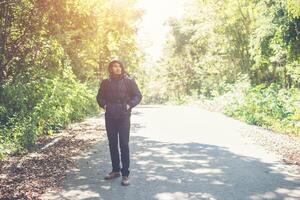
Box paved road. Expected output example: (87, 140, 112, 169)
(41, 105, 300, 200)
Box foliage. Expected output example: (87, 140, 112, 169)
(143, 0, 300, 135)
(0, 66, 98, 158)
(0, 0, 143, 159)
(287, 0, 300, 17)
(249, 0, 300, 87)
(149, 0, 300, 101)
(0, 0, 143, 83)
(224, 83, 300, 135)
(147, 0, 256, 102)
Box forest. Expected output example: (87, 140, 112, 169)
(145, 0, 300, 135)
(0, 0, 300, 159)
(0, 0, 144, 158)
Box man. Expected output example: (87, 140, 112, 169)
(96, 59, 142, 186)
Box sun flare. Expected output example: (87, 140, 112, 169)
(136, 0, 186, 65)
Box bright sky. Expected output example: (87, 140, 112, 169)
(136, 0, 186, 66)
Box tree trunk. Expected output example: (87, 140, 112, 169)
(0, 2, 9, 84)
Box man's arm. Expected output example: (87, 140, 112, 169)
(127, 78, 142, 109)
(96, 80, 107, 109)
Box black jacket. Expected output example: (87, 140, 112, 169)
(96, 73, 142, 118)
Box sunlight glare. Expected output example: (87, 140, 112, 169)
(136, 0, 187, 66)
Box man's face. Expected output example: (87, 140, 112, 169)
(111, 62, 122, 75)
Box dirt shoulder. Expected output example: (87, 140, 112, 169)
(0, 115, 105, 200)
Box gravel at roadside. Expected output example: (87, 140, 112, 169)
(194, 98, 300, 168)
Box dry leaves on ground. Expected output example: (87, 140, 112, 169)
(0, 116, 105, 200)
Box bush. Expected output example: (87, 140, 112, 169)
(224, 83, 300, 135)
(0, 67, 98, 158)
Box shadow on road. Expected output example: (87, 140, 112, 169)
(43, 110, 300, 200)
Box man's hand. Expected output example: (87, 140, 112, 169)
(126, 104, 130, 110)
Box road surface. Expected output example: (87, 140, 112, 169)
(41, 105, 300, 200)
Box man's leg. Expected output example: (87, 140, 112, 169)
(118, 115, 131, 177)
(105, 116, 120, 172)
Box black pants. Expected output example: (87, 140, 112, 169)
(105, 114, 131, 177)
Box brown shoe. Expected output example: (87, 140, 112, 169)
(121, 176, 130, 186)
(104, 171, 121, 180)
